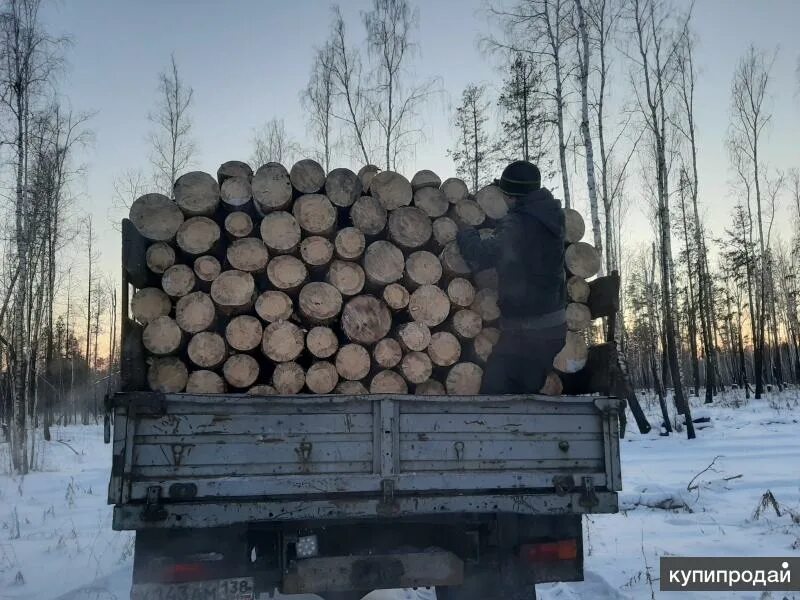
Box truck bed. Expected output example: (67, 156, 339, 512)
(109, 392, 621, 531)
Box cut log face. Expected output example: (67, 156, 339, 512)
(350, 196, 387, 236)
(427, 331, 461, 367)
(564, 208, 586, 244)
(471, 289, 500, 322)
(177, 216, 221, 256)
(146, 242, 176, 274)
(187, 332, 227, 369)
(293, 193, 337, 236)
(300, 236, 334, 268)
(440, 241, 471, 277)
(194, 255, 222, 284)
(404, 250, 442, 289)
(267, 255, 308, 292)
(175, 291, 216, 334)
(450, 199, 486, 229)
(370, 370, 408, 394)
(408, 285, 450, 327)
(446, 362, 483, 395)
(272, 362, 305, 394)
(131, 287, 172, 324)
(565, 302, 592, 331)
(186, 370, 226, 394)
(326, 260, 366, 297)
(475, 185, 510, 221)
(336, 380, 368, 395)
(306, 361, 339, 394)
(290, 158, 326, 194)
(388, 206, 432, 250)
(306, 326, 339, 359)
(440, 178, 469, 204)
(225, 211, 254, 239)
(411, 169, 441, 192)
(553, 331, 589, 373)
(447, 277, 476, 308)
(370, 170, 412, 211)
(335, 343, 371, 381)
(217, 160, 252, 184)
(335, 227, 366, 260)
(143, 316, 183, 356)
(472, 328, 497, 364)
(358, 164, 380, 192)
(416, 379, 445, 395)
(383, 283, 410, 311)
(174, 171, 220, 217)
(452, 309, 483, 340)
(567, 275, 590, 303)
(248, 384, 277, 395)
(565, 242, 601, 278)
(374, 338, 403, 369)
(413, 186, 449, 218)
(227, 238, 270, 273)
(400, 351, 433, 384)
(162, 264, 197, 298)
(262, 320, 305, 362)
(129, 193, 184, 241)
(223, 353, 260, 388)
(432, 217, 459, 251)
(210, 270, 255, 315)
(341, 295, 392, 344)
(147, 356, 188, 392)
(363, 240, 405, 286)
(221, 176, 252, 210)
(252, 162, 292, 213)
(260, 211, 301, 254)
(397, 321, 431, 352)
(298, 282, 343, 324)
(325, 167, 362, 208)
(255, 290, 293, 322)
(225, 315, 263, 352)
(474, 268, 498, 291)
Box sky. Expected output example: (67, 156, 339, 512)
(37, 0, 800, 301)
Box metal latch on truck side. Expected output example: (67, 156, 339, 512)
(578, 476, 599, 509)
(142, 486, 168, 522)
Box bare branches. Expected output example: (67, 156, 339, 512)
(250, 118, 300, 168)
(449, 83, 495, 193)
(302, 42, 336, 172)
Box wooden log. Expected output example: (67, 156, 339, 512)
(222, 353, 260, 389)
(210, 270, 255, 315)
(374, 338, 403, 369)
(122, 218, 151, 289)
(450, 199, 486, 229)
(325, 167, 362, 208)
(175, 291, 216, 334)
(305, 361, 339, 394)
(447, 277, 475, 308)
(370, 370, 408, 394)
(566, 302, 592, 331)
(147, 356, 188, 392)
(451, 309, 483, 340)
(260, 211, 301, 254)
(440, 241, 471, 278)
(248, 384, 277, 395)
(397, 321, 431, 352)
(262, 320, 305, 362)
(431, 216, 459, 251)
(411, 169, 441, 192)
(408, 284, 450, 327)
(267, 255, 308, 293)
(413, 187, 449, 218)
(427, 331, 461, 367)
(539, 371, 563, 395)
(129, 193, 184, 241)
(131, 287, 172, 325)
(341, 295, 392, 345)
(472, 327, 499, 364)
(186, 370, 226, 394)
(187, 332, 227, 369)
(564, 208, 586, 244)
(162, 264, 197, 298)
(306, 326, 339, 359)
(388, 206, 432, 250)
(290, 158, 326, 194)
(336, 380, 369, 394)
(224, 211, 254, 239)
(553, 331, 589, 373)
(400, 351, 433, 384)
(370, 170, 412, 210)
(475, 184, 510, 221)
(176, 216, 221, 256)
(474, 268, 498, 291)
(382, 283, 410, 311)
(174, 171, 220, 217)
(335, 227, 366, 260)
(404, 250, 442, 289)
(363, 240, 405, 286)
(470, 288, 500, 322)
(293, 193, 337, 236)
(298, 282, 343, 324)
(146, 242, 176, 274)
(446, 362, 483, 395)
(565, 242, 601, 278)
(255, 290, 293, 323)
(272, 362, 305, 394)
(350, 196, 387, 236)
(440, 178, 469, 204)
(567, 275, 590, 303)
(227, 238, 269, 273)
(217, 160, 253, 185)
(300, 236, 334, 269)
(252, 162, 292, 213)
(225, 315, 263, 352)
(415, 379, 445, 395)
(358, 164, 381, 192)
(220, 176, 252, 211)
(335, 343, 371, 381)
(326, 259, 366, 297)
(193, 255, 221, 288)
(143, 316, 183, 356)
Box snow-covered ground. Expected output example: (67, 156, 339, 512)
(1, 390, 799, 600)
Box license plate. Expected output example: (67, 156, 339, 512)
(131, 577, 254, 600)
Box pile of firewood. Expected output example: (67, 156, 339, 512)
(127, 158, 601, 395)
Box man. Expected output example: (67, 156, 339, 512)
(457, 160, 566, 395)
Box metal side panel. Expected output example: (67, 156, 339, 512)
(107, 407, 128, 505)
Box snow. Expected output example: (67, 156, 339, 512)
(1, 389, 799, 600)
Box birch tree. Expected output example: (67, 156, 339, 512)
(302, 42, 336, 171)
(250, 118, 300, 167)
(449, 84, 495, 193)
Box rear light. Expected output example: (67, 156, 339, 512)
(520, 539, 578, 562)
(160, 562, 211, 583)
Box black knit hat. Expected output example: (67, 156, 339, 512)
(495, 161, 541, 196)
